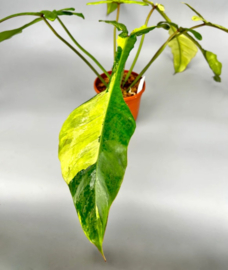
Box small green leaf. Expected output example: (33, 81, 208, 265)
(107, 3, 118, 14)
(99, 20, 128, 37)
(59, 7, 76, 11)
(180, 28, 202, 40)
(0, 18, 42, 43)
(41, 10, 58, 21)
(192, 16, 204, 22)
(72, 13, 85, 19)
(204, 50, 222, 81)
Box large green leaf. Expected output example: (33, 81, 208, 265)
(0, 18, 42, 43)
(58, 34, 137, 260)
(168, 27, 198, 73)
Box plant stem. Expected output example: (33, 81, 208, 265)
(0, 12, 41, 23)
(173, 23, 205, 40)
(123, 6, 155, 86)
(156, 9, 171, 22)
(126, 30, 178, 92)
(114, 4, 120, 59)
(206, 22, 228, 33)
(57, 17, 110, 78)
(41, 15, 108, 87)
(127, 18, 207, 92)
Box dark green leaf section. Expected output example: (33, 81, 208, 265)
(131, 24, 170, 37)
(99, 20, 128, 37)
(179, 27, 202, 40)
(0, 18, 42, 43)
(157, 21, 178, 29)
(107, 3, 118, 14)
(59, 34, 137, 259)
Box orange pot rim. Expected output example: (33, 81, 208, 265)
(93, 70, 146, 101)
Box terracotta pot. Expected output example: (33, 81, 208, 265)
(94, 70, 145, 120)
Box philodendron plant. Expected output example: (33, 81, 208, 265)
(1, 0, 228, 261)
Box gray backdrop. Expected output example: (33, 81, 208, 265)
(1, 0, 228, 269)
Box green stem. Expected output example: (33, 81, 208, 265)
(41, 15, 107, 87)
(173, 23, 205, 40)
(114, 4, 120, 59)
(206, 22, 228, 33)
(127, 19, 207, 92)
(156, 9, 171, 22)
(123, 6, 155, 86)
(0, 12, 41, 23)
(57, 17, 110, 78)
(126, 30, 178, 92)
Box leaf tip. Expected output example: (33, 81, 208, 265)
(96, 243, 106, 261)
(102, 251, 107, 262)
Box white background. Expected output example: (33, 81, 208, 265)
(1, 0, 228, 269)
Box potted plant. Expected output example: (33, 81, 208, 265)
(0, 0, 227, 261)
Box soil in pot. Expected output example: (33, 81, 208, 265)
(96, 72, 140, 98)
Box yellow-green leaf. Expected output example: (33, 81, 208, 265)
(157, 4, 165, 12)
(192, 15, 204, 22)
(168, 28, 198, 73)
